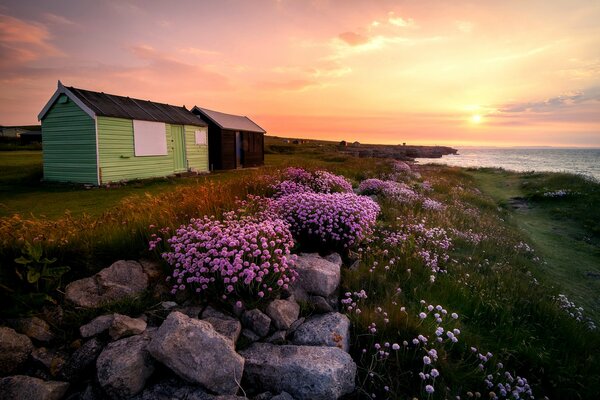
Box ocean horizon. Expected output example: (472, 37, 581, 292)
(416, 147, 600, 181)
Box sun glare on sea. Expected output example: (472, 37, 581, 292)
(470, 114, 483, 124)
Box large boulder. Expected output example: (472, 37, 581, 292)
(202, 317, 241, 348)
(292, 312, 351, 352)
(0, 375, 69, 400)
(292, 253, 340, 299)
(148, 312, 244, 395)
(0, 327, 33, 375)
(265, 299, 300, 331)
(11, 317, 55, 343)
(59, 337, 104, 381)
(97, 334, 155, 399)
(240, 343, 356, 400)
(65, 260, 149, 308)
(109, 314, 147, 340)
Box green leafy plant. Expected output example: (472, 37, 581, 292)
(14, 241, 70, 293)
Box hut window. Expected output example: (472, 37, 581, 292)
(194, 129, 207, 145)
(133, 120, 168, 156)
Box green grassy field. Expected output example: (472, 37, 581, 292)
(1, 149, 599, 399)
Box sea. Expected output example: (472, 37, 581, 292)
(416, 148, 600, 181)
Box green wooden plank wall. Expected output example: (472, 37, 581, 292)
(185, 125, 209, 173)
(42, 94, 98, 184)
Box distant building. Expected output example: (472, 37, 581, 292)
(38, 81, 208, 185)
(352, 141, 361, 147)
(339, 140, 347, 147)
(192, 106, 265, 170)
(0, 125, 41, 137)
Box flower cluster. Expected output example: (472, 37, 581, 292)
(274, 192, 380, 249)
(543, 189, 573, 197)
(422, 197, 445, 211)
(555, 293, 597, 330)
(270, 167, 353, 197)
(392, 160, 412, 173)
(449, 228, 487, 245)
(358, 178, 420, 203)
(153, 213, 297, 303)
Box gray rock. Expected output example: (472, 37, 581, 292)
(109, 314, 147, 340)
(12, 317, 55, 343)
(59, 338, 104, 381)
(292, 253, 340, 299)
(324, 253, 343, 267)
(0, 327, 33, 375)
(287, 317, 305, 335)
(160, 301, 178, 310)
(292, 312, 351, 352)
(272, 392, 295, 400)
(0, 375, 69, 400)
(175, 305, 203, 319)
(97, 334, 155, 399)
(65, 260, 149, 308)
(265, 330, 287, 344)
(240, 343, 356, 400)
(307, 295, 334, 313)
(80, 314, 114, 338)
(241, 309, 271, 337)
(241, 328, 261, 343)
(201, 306, 231, 320)
(31, 347, 66, 376)
(265, 299, 300, 330)
(148, 312, 244, 395)
(139, 259, 163, 281)
(203, 317, 241, 347)
(132, 378, 247, 400)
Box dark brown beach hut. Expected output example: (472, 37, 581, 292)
(192, 106, 265, 170)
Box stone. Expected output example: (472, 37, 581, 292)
(292, 312, 351, 352)
(31, 347, 66, 376)
(175, 305, 203, 319)
(241, 309, 271, 337)
(132, 378, 247, 400)
(0, 327, 33, 375)
(109, 314, 147, 340)
(139, 259, 163, 281)
(161, 301, 178, 310)
(97, 334, 155, 399)
(0, 375, 69, 400)
(265, 299, 300, 330)
(287, 317, 305, 335)
(307, 295, 334, 313)
(80, 314, 114, 338)
(324, 252, 343, 267)
(241, 328, 261, 343)
(59, 337, 104, 381)
(203, 317, 241, 347)
(148, 311, 244, 395)
(265, 330, 287, 345)
(65, 260, 149, 308)
(201, 305, 232, 319)
(272, 392, 295, 400)
(12, 317, 55, 343)
(240, 343, 356, 400)
(292, 253, 340, 299)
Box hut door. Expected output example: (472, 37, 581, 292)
(171, 125, 186, 172)
(235, 131, 242, 168)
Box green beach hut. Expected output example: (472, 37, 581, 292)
(38, 81, 209, 185)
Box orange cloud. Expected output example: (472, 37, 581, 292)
(338, 31, 370, 46)
(0, 14, 62, 65)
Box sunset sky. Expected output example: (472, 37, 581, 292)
(1, 0, 599, 147)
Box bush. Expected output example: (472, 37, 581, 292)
(275, 192, 380, 251)
(358, 178, 420, 203)
(269, 167, 353, 198)
(153, 213, 297, 307)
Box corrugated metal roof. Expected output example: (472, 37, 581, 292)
(67, 87, 206, 127)
(192, 106, 266, 133)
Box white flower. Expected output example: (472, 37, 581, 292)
(419, 312, 427, 319)
(451, 312, 459, 319)
(423, 355, 432, 365)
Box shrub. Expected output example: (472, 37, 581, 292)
(270, 167, 353, 198)
(151, 213, 296, 306)
(275, 192, 380, 251)
(358, 178, 420, 203)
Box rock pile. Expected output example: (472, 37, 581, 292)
(0, 254, 357, 399)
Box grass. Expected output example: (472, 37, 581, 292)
(1, 149, 599, 399)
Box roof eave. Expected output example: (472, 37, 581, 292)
(38, 81, 97, 121)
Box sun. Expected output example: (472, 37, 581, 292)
(470, 114, 483, 124)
